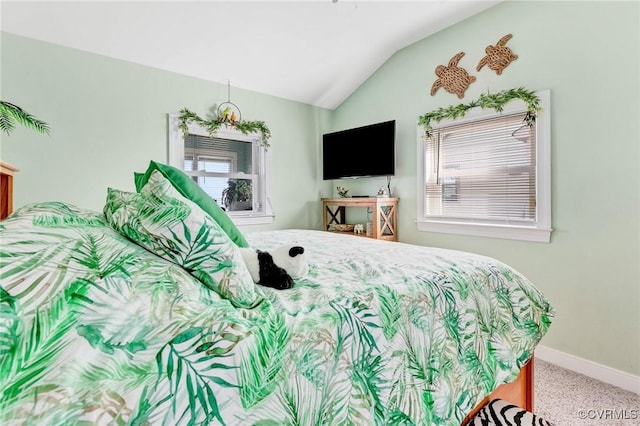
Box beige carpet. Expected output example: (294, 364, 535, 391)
(534, 358, 640, 425)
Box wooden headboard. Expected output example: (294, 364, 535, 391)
(0, 161, 18, 220)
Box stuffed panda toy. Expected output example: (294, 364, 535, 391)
(239, 245, 309, 290)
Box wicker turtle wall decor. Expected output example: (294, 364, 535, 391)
(476, 34, 518, 75)
(430, 51, 476, 99)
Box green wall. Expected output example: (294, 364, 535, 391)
(1, 0, 638, 377)
(330, 1, 639, 375)
(0, 32, 330, 231)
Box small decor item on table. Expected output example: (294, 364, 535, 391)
(336, 186, 349, 198)
(430, 51, 476, 99)
(476, 34, 518, 75)
(377, 186, 389, 197)
(353, 224, 365, 234)
(328, 223, 355, 232)
(366, 222, 373, 237)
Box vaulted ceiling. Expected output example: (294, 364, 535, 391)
(1, 1, 500, 109)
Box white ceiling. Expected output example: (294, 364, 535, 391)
(1, 0, 500, 110)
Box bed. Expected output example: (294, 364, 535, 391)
(0, 166, 554, 426)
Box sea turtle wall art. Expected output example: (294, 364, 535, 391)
(430, 51, 476, 99)
(477, 34, 518, 75)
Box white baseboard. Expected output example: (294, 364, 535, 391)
(535, 345, 640, 395)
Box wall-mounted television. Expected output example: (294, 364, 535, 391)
(322, 120, 395, 180)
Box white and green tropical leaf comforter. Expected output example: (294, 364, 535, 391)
(0, 202, 554, 426)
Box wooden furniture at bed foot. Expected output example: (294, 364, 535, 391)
(0, 161, 18, 220)
(322, 197, 398, 241)
(461, 358, 534, 425)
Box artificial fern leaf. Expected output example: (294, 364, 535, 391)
(0, 101, 50, 135)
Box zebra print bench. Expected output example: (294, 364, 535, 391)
(466, 399, 554, 426)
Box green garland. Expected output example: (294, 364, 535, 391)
(178, 108, 272, 149)
(418, 87, 542, 138)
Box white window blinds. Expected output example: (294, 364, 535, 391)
(424, 112, 536, 225)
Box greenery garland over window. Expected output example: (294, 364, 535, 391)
(418, 87, 542, 138)
(178, 108, 272, 149)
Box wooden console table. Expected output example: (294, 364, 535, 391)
(322, 197, 398, 241)
(0, 161, 18, 220)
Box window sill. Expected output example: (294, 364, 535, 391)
(415, 219, 552, 243)
(230, 214, 275, 226)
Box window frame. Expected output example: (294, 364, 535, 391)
(168, 113, 274, 226)
(183, 150, 236, 209)
(415, 89, 552, 242)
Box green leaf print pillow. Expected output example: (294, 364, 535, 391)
(134, 161, 249, 248)
(104, 170, 260, 308)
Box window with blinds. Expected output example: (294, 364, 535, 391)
(416, 89, 552, 242)
(425, 112, 536, 224)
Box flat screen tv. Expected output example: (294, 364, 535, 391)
(322, 120, 395, 180)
